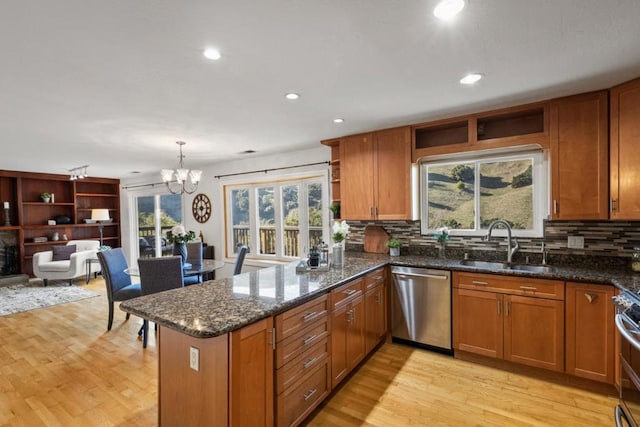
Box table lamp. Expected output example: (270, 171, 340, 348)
(91, 209, 110, 246)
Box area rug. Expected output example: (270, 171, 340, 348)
(0, 283, 99, 316)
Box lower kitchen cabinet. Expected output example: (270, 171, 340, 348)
(453, 272, 565, 372)
(364, 268, 387, 354)
(331, 278, 365, 389)
(230, 317, 275, 427)
(565, 282, 615, 384)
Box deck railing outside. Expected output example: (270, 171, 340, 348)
(232, 226, 324, 257)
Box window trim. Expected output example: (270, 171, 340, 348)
(223, 171, 330, 261)
(420, 149, 548, 238)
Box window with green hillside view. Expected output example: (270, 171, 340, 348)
(421, 151, 546, 236)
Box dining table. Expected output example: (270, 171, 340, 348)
(125, 259, 226, 281)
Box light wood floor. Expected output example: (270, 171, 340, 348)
(0, 277, 619, 426)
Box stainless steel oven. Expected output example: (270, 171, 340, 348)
(613, 292, 640, 426)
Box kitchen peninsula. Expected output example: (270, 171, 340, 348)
(121, 252, 637, 426)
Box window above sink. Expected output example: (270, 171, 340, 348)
(419, 149, 548, 238)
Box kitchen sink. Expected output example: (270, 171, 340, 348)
(458, 260, 509, 270)
(458, 259, 555, 273)
(508, 264, 555, 273)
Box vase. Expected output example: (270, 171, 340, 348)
(438, 242, 446, 258)
(173, 243, 187, 265)
(332, 243, 344, 268)
(390, 247, 400, 257)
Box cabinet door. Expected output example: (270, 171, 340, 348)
(375, 127, 413, 220)
(453, 288, 503, 359)
(550, 91, 608, 219)
(566, 282, 615, 383)
(340, 133, 375, 220)
(230, 318, 274, 427)
(611, 78, 640, 219)
(503, 295, 564, 372)
(347, 295, 366, 370)
(365, 282, 387, 354)
(331, 302, 349, 388)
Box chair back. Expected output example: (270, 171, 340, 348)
(186, 242, 203, 267)
(97, 248, 133, 301)
(138, 256, 184, 295)
(234, 245, 249, 275)
(68, 240, 100, 252)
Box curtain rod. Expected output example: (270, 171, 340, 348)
(121, 181, 166, 190)
(214, 161, 330, 179)
(121, 161, 331, 189)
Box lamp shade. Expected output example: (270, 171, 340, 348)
(91, 209, 110, 221)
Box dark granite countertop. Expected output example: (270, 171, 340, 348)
(120, 252, 640, 339)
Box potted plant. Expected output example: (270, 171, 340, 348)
(387, 238, 402, 256)
(166, 225, 196, 265)
(329, 202, 341, 219)
(40, 192, 51, 203)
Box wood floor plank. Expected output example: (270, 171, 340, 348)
(0, 277, 619, 426)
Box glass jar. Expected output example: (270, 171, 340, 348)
(633, 247, 640, 272)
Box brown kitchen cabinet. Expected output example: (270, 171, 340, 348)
(331, 278, 365, 388)
(364, 268, 387, 354)
(339, 127, 412, 220)
(550, 91, 609, 220)
(610, 77, 640, 219)
(453, 272, 565, 372)
(565, 282, 615, 384)
(274, 295, 331, 427)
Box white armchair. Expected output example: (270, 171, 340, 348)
(33, 240, 100, 286)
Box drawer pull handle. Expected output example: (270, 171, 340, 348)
(344, 289, 357, 296)
(303, 357, 317, 369)
(303, 334, 318, 345)
(519, 286, 537, 291)
(304, 388, 318, 401)
(472, 280, 488, 285)
(585, 293, 598, 303)
(302, 311, 317, 321)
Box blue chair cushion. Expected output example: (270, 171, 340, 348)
(183, 275, 201, 285)
(112, 283, 142, 301)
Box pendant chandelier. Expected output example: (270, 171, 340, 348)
(161, 141, 203, 195)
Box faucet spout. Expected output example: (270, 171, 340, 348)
(485, 219, 519, 263)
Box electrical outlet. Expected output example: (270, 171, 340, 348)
(567, 236, 584, 249)
(190, 346, 199, 372)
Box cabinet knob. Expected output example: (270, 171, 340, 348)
(584, 293, 598, 303)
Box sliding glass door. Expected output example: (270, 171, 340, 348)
(136, 193, 183, 258)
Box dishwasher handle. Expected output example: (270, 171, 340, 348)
(393, 271, 449, 280)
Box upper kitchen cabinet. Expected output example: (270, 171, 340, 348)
(610, 77, 640, 219)
(549, 91, 609, 220)
(339, 127, 413, 220)
(412, 102, 549, 161)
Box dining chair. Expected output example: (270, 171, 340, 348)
(234, 245, 249, 275)
(184, 241, 203, 285)
(137, 256, 184, 348)
(97, 248, 142, 331)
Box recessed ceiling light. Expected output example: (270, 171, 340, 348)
(333, 118, 344, 124)
(285, 93, 300, 100)
(239, 150, 257, 154)
(460, 73, 483, 85)
(434, 0, 465, 21)
(203, 48, 221, 60)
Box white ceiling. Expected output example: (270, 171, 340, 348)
(2, 0, 640, 180)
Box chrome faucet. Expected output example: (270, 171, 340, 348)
(483, 219, 519, 263)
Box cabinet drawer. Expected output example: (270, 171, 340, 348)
(277, 359, 330, 427)
(276, 316, 330, 369)
(331, 278, 364, 308)
(276, 337, 330, 395)
(364, 268, 385, 290)
(275, 294, 329, 342)
(454, 271, 564, 300)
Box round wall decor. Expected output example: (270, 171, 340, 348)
(192, 193, 211, 223)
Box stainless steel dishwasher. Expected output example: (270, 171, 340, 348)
(391, 266, 452, 354)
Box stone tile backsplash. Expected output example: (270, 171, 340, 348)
(344, 219, 640, 258)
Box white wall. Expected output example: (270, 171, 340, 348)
(120, 145, 331, 278)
